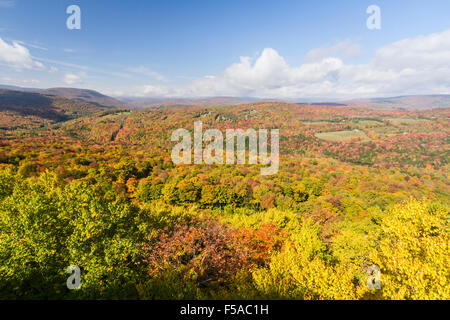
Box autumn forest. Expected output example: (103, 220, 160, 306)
(0, 92, 448, 300)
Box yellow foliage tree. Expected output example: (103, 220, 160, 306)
(252, 219, 369, 300)
(369, 199, 449, 299)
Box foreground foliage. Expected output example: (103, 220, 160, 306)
(0, 166, 448, 299)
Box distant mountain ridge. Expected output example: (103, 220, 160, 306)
(0, 89, 106, 121)
(127, 94, 450, 110)
(342, 95, 450, 110)
(1, 84, 449, 110)
(124, 96, 263, 109)
(0, 85, 126, 109)
(41, 88, 126, 108)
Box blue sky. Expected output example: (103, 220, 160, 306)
(1, 0, 450, 99)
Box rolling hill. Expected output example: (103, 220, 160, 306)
(126, 94, 450, 110)
(2, 84, 449, 111)
(41, 88, 126, 108)
(124, 96, 263, 109)
(0, 89, 107, 120)
(342, 95, 450, 110)
(0, 89, 109, 136)
(0, 85, 126, 109)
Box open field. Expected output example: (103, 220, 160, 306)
(315, 130, 371, 142)
(385, 118, 430, 125)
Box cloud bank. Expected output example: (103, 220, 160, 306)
(1, 28, 450, 100)
(112, 29, 450, 99)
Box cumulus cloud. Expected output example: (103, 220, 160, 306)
(111, 29, 450, 99)
(0, 37, 44, 70)
(63, 73, 83, 85)
(223, 49, 292, 89)
(373, 30, 450, 70)
(344, 29, 450, 97)
(112, 49, 345, 98)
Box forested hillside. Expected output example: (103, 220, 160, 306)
(0, 89, 112, 138)
(0, 102, 448, 299)
(0, 85, 127, 109)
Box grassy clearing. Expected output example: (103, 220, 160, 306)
(315, 130, 371, 142)
(304, 121, 334, 126)
(385, 118, 429, 125)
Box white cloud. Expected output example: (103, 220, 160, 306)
(116, 29, 450, 99)
(340, 29, 450, 97)
(373, 30, 450, 70)
(63, 73, 83, 85)
(0, 37, 44, 70)
(223, 49, 291, 89)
